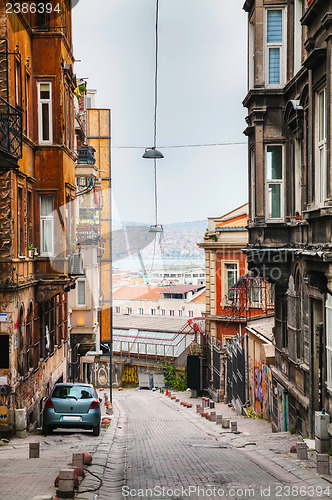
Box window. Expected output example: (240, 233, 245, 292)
(138, 307, 144, 315)
(294, 0, 302, 75)
(115, 307, 120, 314)
(250, 278, 263, 304)
(294, 139, 302, 214)
(15, 57, 22, 108)
(0, 335, 9, 369)
(126, 307, 132, 315)
(178, 310, 183, 317)
(226, 263, 238, 300)
(326, 295, 332, 391)
(160, 309, 165, 316)
(265, 9, 286, 86)
(76, 279, 86, 307)
(18, 187, 25, 256)
(248, 12, 255, 89)
(27, 190, 33, 249)
(316, 89, 327, 205)
(266, 145, 283, 220)
(169, 310, 174, 317)
(150, 308, 156, 315)
(40, 195, 54, 255)
(188, 310, 194, 318)
(250, 149, 256, 219)
(38, 82, 52, 144)
(25, 73, 30, 137)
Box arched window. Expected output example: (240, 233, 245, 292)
(18, 306, 25, 377)
(26, 302, 33, 371)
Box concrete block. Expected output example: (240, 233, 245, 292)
(210, 411, 216, 422)
(29, 442, 40, 459)
(15, 409, 27, 432)
(216, 414, 223, 425)
(168, 391, 172, 398)
(315, 437, 330, 453)
(296, 442, 308, 460)
(231, 421, 238, 432)
(317, 454, 330, 475)
(196, 404, 202, 413)
(222, 418, 230, 429)
(72, 453, 84, 470)
(57, 468, 75, 498)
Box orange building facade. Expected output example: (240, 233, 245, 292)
(198, 204, 274, 401)
(0, 3, 78, 434)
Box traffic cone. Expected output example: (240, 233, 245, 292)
(166, 389, 168, 396)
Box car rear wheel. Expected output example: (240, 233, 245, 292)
(92, 423, 100, 436)
(42, 425, 53, 436)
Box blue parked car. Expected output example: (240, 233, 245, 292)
(42, 383, 101, 436)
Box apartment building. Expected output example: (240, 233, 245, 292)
(243, 0, 332, 435)
(0, 3, 79, 433)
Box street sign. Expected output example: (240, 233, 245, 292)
(0, 314, 8, 322)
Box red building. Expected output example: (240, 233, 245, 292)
(198, 204, 274, 401)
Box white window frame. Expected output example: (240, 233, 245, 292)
(126, 307, 132, 315)
(76, 279, 86, 308)
(316, 88, 327, 207)
(150, 308, 156, 316)
(115, 307, 120, 314)
(294, 0, 302, 76)
(224, 262, 239, 301)
(40, 195, 54, 255)
(178, 310, 183, 317)
(248, 12, 255, 89)
(265, 144, 284, 222)
(326, 295, 332, 392)
(160, 309, 165, 316)
(37, 82, 53, 145)
(250, 149, 256, 219)
(169, 309, 175, 317)
(264, 7, 287, 88)
(138, 307, 144, 315)
(188, 310, 194, 318)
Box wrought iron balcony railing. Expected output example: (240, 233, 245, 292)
(0, 97, 22, 160)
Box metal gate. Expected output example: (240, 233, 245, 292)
(226, 333, 246, 406)
(206, 336, 224, 399)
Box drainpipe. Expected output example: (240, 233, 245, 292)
(318, 322, 324, 410)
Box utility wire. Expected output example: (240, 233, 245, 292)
(115, 141, 247, 149)
(153, 0, 159, 228)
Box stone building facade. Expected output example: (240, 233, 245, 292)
(0, 3, 78, 433)
(243, 0, 332, 435)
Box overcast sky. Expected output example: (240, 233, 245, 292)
(72, 0, 248, 225)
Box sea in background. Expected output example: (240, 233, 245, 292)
(113, 255, 205, 272)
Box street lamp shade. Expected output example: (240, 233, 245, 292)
(142, 147, 164, 159)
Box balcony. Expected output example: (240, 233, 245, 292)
(76, 145, 98, 178)
(0, 97, 22, 167)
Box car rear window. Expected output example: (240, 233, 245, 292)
(52, 385, 94, 399)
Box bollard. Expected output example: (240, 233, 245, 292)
(210, 411, 216, 422)
(57, 468, 75, 498)
(209, 400, 215, 409)
(296, 442, 308, 460)
(29, 442, 40, 458)
(198, 406, 204, 415)
(216, 414, 223, 425)
(231, 421, 238, 432)
(317, 454, 330, 475)
(72, 452, 84, 471)
(196, 404, 202, 414)
(222, 418, 230, 429)
(168, 391, 172, 398)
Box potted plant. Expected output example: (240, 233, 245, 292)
(28, 244, 35, 258)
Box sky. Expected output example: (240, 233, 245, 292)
(72, 0, 248, 225)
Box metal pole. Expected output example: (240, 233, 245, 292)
(109, 111, 113, 404)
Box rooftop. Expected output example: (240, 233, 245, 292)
(113, 314, 187, 333)
(246, 316, 274, 343)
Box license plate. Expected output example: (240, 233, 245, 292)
(61, 416, 82, 422)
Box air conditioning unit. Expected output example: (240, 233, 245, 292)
(69, 253, 84, 275)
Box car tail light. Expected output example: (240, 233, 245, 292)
(45, 398, 54, 409)
(89, 399, 100, 410)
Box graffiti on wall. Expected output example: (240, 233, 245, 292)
(0, 386, 11, 421)
(253, 362, 272, 419)
(122, 365, 139, 385)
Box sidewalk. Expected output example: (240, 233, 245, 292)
(0, 390, 110, 500)
(161, 390, 332, 490)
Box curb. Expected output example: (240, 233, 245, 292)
(75, 402, 120, 500)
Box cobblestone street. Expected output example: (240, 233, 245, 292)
(94, 390, 332, 500)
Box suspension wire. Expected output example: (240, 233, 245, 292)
(153, 0, 159, 228)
